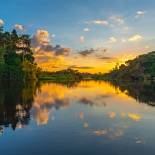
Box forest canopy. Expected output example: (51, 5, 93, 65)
(0, 27, 40, 81)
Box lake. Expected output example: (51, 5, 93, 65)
(0, 80, 155, 155)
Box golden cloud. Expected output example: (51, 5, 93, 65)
(128, 113, 141, 122)
(128, 34, 143, 42)
(108, 37, 117, 43)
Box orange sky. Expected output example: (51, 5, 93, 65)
(32, 29, 152, 73)
(35, 51, 137, 73)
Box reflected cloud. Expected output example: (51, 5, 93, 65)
(120, 112, 126, 118)
(94, 130, 107, 136)
(93, 127, 124, 140)
(128, 113, 141, 122)
(83, 122, 89, 128)
(79, 112, 84, 120)
(108, 112, 116, 119)
(0, 80, 153, 134)
(135, 137, 145, 144)
(35, 109, 50, 125)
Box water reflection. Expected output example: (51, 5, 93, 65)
(110, 80, 155, 106)
(0, 81, 38, 131)
(0, 80, 155, 134)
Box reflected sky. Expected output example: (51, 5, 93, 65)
(31, 81, 153, 126)
(0, 81, 155, 155)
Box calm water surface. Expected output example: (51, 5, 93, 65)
(0, 81, 155, 155)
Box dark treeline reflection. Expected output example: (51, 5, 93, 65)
(110, 80, 155, 106)
(0, 81, 39, 131)
(1, 80, 155, 133)
(42, 80, 155, 107)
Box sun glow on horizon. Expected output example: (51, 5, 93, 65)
(35, 53, 137, 73)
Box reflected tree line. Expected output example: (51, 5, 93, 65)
(0, 80, 155, 133)
(0, 81, 39, 131)
(110, 80, 155, 106)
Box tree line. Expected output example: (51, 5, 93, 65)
(103, 51, 155, 81)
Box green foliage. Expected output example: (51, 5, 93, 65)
(0, 27, 39, 81)
(105, 51, 155, 81)
(39, 69, 95, 82)
(39, 69, 82, 81)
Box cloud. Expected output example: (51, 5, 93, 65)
(80, 36, 85, 43)
(108, 112, 116, 119)
(108, 37, 117, 43)
(0, 19, 4, 27)
(31, 29, 50, 47)
(128, 34, 143, 42)
(69, 65, 94, 69)
(86, 20, 109, 26)
(83, 28, 90, 32)
(15, 24, 25, 31)
(135, 11, 146, 18)
(110, 16, 124, 25)
(121, 38, 127, 43)
(78, 48, 95, 56)
(128, 113, 141, 122)
(52, 45, 70, 56)
(79, 48, 107, 56)
(97, 56, 114, 60)
(31, 29, 71, 56)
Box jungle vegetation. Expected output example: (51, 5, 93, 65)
(103, 51, 155, 81)
(1, 25, 155, 83)
(0, 27, 39, 81)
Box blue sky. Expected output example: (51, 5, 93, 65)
(1, 0, 155, 47)
(0, 0, 155, 72)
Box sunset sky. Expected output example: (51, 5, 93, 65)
(1, 0, 155, 73)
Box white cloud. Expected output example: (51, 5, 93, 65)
(135, 11, 146, 18)
(32, 29, 50, 46)
(121, 38, 127, 43)
(108, 15, 131, 35)
(31, 29, 71, 56)
(93, 20, 109, 26)
(128, 34, 143, 42)
(86, 20, 109, 26)
(110, 16, 124, 25)
(83, 28, 90, 32)
(108, 37, 117, 43)
(15, 24, 25, 31)
(0, 19, 4, 27)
